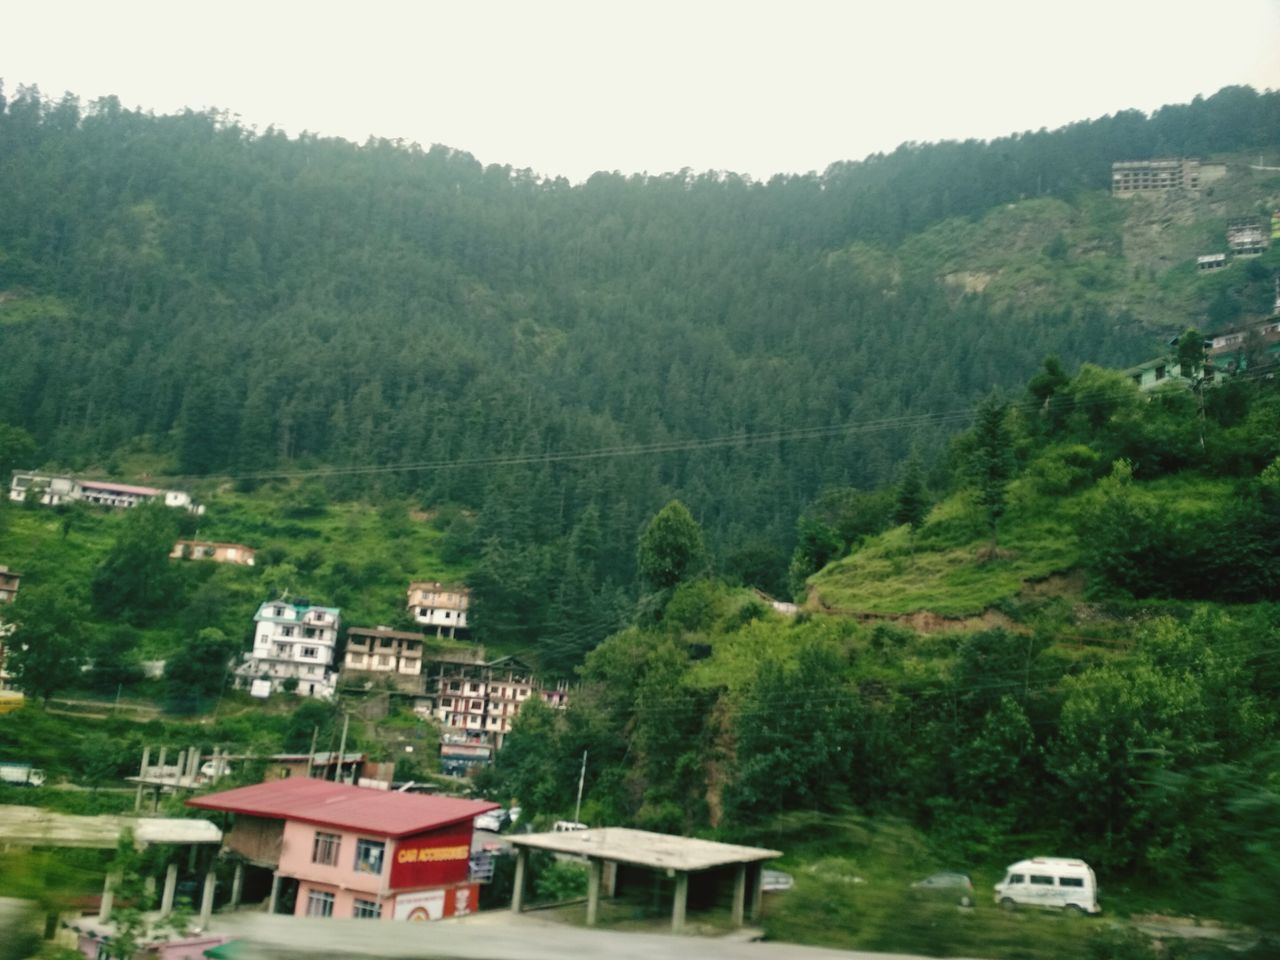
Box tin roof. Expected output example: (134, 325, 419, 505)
(79, 480, 164, 496)
(508, 827, 781, 871)
(187, 778, 498, 838)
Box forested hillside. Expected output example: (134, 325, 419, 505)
(2, 82, 1280, 657)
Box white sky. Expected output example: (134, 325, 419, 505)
(3, 0, 1279, 182)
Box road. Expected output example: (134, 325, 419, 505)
(212, 910, 987, 960)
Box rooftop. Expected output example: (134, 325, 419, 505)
(0, 806, 222, 849)
(188, 778, 498, 838)
(78, 479, 165, 496)
(347, 626, 429, 642)
(508, 828, 781, 872)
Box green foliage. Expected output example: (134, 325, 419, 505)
(533, 860, 589, 902)
(892, 457, 929, 532)
(969, 392, 1015, 545)
(90, 502, 179, 624)
(163, 627, 238, 714)
(5, 585, 87, 702)
(637, 500, 707, 591)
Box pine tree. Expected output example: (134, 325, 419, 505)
(970, 392, 1014, 551)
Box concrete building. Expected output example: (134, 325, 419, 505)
(407, 581, 469, 638)
(1112, 158, 1202, 196)
(188, 778, 498, 923)
(171, 540, 256, 566)
(0, 566, 19, 605)
(1196, 253, 1229, 271)
(8, 472, 204, 514)
(236, 599, 341, 699)
(422, 654, 569, 751)
(342, 627, 425, 693)
(1226, 218, 1268, 256)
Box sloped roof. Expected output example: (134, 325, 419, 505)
(508, 827, 781, 871)
(79, 480, 163, 496)
(188, 778, 498, 838)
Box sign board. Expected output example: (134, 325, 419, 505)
(390, 823, 472, 889)
(393, 889, 445, 922)
(249, 679, 272, 699)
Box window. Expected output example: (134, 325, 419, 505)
(304, 627, 317, 639)
(306, 890, 335, 917)
(1059, 876, 1084, 888)
(274, 606, 284, 617)
(378, 655, 392, 667)
(282, 627, 294, 637)
(312, 831, 341, 865)
(302, 646, 319, 659)
(1008, 873, 1025, 885)
(470, 700, 482, 711)
(449, 681, 461, 692)
(1029, 875, 1054, 886)
(353, 898, 382, 919)
(441, 698, 453, 708)
(354, 839, 385, 875)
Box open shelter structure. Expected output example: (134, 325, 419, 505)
(507, 828, 781, 933)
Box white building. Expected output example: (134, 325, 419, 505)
(8, 473, 204, 514)
(407, 581, 469, 638)
(236, 599, 341, 699)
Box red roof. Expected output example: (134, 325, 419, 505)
(187, 778, 499, 838)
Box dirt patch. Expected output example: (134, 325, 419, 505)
(942, 270, 993, 294)
(1019, 571, 1085, 597)
(408, 509, 435, 523)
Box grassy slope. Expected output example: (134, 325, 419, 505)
(0, 481, 471, 656)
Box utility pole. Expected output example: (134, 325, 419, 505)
(573, 750, 587, 825)
(306, 726, 318, 779)
(335, 713, 350, 783)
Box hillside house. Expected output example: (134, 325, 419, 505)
(342, 627, 425, 693)
(0, 566, 19, 605)
(236, 599, 341, 699)
(407, 582, 469, 638)
(8, 472, 204, 514)
(170, 540, 256, 566)
(1196, 253, 1229, 271)
(1226, 219, 1268, 256)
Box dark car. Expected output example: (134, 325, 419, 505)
(911, 872, 974, 907)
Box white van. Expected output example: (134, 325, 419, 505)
(993, 857, 1100, 914)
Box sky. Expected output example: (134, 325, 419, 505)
(3, 0, 1279, 182)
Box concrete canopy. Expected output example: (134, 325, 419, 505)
(508, 828, 780, 871)
(0, 805, 222, 849)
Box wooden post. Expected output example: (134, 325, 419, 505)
(511, 848, 528, 913)
(586, 857, 603, 926)
(671, 871, 688, 933)
(135, 746, 150, 812)
(268, 870, 281, 914)
(732, 863, 746, 927)
(230, 861, 244, 909)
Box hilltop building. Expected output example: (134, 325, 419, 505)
(421, 653, 570, 754)
(406, 581, 469, 638)
(1112, 158, 1202, 196)
(342, 627, 426, 693)
(170, 540, 256, 566)
(188, 778, 498, 922)
(236, 599, 342, 699)
(1196, 253, 1228, 271)
(8, 472, 203, 514)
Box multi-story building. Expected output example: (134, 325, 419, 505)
(1111, 158, 1212, 197)
(406, 582, 469, 638)
(8, 472, 203, 514)
(342, 627, 426, 693)
(421, 654, 570, 750)
(236, 599, 341, 699)
(1226, 219, 1268, 256)
(170, 540, 257, 566)
(0, 566, 19, 605)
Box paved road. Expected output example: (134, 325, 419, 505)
(213, 910, 987, 960)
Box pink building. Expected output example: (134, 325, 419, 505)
(189, 779, 498, 922)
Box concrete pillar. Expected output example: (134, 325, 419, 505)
(157, 746, 167, 778)
(230, 862, 244, 909)
(511, 848, 528, 913)
(98, 872, 118, 922)
(176, 750, 187, 784)
(269, 871, 281, 914)
(749, 863, 764, 922)
(732, 863, 746, 927)
(199, 865, 216, 929)
(160, 862, 178, 916)
(671, 871, 688, 934)
(135, 746, 150, 812)
(586, 858, 603, 926)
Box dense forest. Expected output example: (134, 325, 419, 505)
(1, 82, 1279, 663)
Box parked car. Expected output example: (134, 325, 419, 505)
(911, 871, 974, 907)
(761, 869, 795, 893)
(993, 857, 1100, 914)
(474, 810, 506, 833)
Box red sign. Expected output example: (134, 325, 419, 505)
(389, 822, 472, 889)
